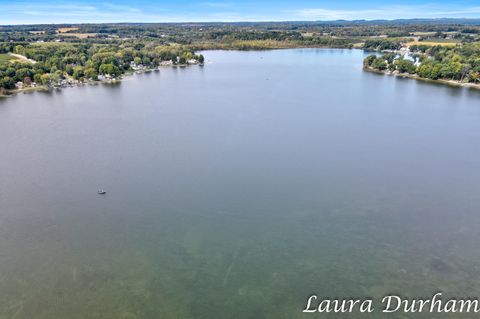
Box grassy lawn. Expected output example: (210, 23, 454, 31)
(0, 53, 17, 66)
(405, 41, 459, 47)
(59, 33, 97, 39)
(57, 27, 79, 33)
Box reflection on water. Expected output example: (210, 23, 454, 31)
(0, 49, 480, 319)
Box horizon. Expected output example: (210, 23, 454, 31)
(2, 17, 480, 27)
(1, 1, 480, 25)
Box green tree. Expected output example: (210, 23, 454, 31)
(84, 68, 98, 80)
(0, 76, 15, 89)
(72, 66, 84, 80)
(395, 59, 417, 74)
(363, 55, 377, 67)
(65, 64, 74, 76)
(372, 58, 387, 70)
(99, 63, 120, 76)
(40, 74, 51, 85)
(15, 68, 33, 82)
(33, 73, 43, 84)
(14, 45, 25, 55)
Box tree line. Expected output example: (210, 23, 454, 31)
(364, 43, 480, 83)
(0, 41, 204, 91)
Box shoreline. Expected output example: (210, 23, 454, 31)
(0, 63, 202, 98)
(363, 66, 480, 90)
(3, 51, 480, 97)
(193, 44, 356, 51)
(0, 85, 49, 97)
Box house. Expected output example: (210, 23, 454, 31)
(130, 61, 145, 71)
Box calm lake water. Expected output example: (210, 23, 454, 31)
(1, 49, 480, 319)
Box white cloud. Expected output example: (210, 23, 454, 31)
(0, 2, 272, 24)
(289, 5, 480, 20)
(0, 3, 173, 24)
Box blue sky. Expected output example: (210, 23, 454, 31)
(1, 0, 480, 24)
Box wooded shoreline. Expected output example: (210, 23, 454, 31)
(0, 62, 202, 97)
(363, 66, 480, 90)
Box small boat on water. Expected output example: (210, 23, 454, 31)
(97, 190, 106, 195)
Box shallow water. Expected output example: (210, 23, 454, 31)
(1, 49, 480, 318)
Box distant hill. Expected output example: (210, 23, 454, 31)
(2, 18, 480, 27)
(312, 18, 480, 25)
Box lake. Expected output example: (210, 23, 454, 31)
(1, 49, 480, 319)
